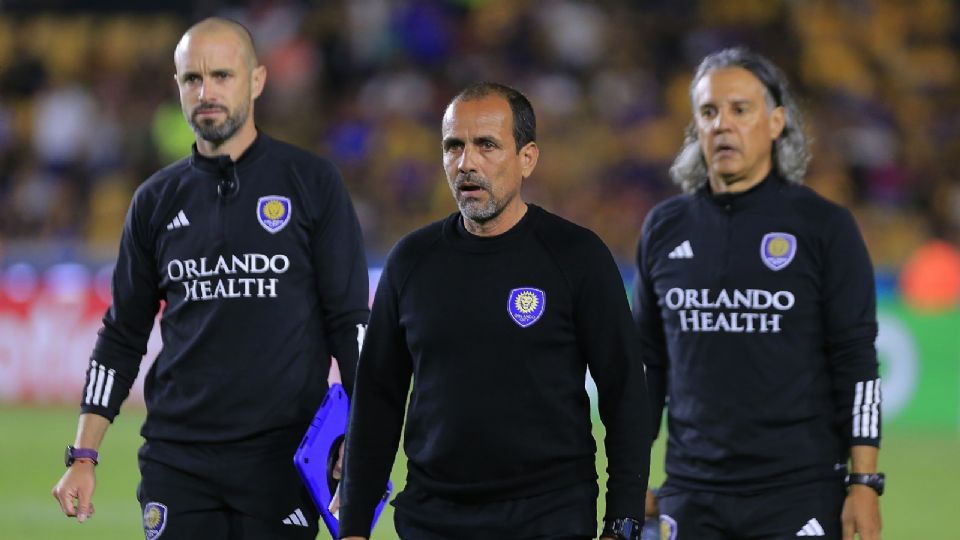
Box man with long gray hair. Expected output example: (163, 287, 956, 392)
(633, 47, 883, 539)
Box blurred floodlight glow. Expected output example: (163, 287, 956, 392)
(44, 263, 91, 303)
(3, 263, 39, 303)
(94, 263, 115, 305)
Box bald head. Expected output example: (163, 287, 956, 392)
(176, 17, 258, 70)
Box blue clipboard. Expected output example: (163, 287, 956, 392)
(294, 383, 392, 538)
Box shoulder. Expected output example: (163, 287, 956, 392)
(780, 183, 857, 230)
(265, 136, 341, 178)
(383, 215, 449, 275)
(132, 156, 193, 208)
(642, 192, 696, 239)
(531, 206, 616, 264)
(533, 206, 604, 247)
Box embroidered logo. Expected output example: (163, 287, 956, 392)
(795, 517, 825, 536)
(257, 196, 292, 234)
(760, 232, 796, 271)
(166, 209, 190, 231)
(282, 507, 309, 527)
(659, 514, 678, 540)
(667, 240, 694, 259)
(508, 287, 545, 328)
(143, 502, 168, 539)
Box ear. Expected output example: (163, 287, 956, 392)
(519, 141, 539, 179)
(769, 106, 786, 140)
(251, 65, 267, 99)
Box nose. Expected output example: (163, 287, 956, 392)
(457, 145, 478, 173)
(712, 109, 733, 132)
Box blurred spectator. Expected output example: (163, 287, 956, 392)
(0, 0, 957, 281)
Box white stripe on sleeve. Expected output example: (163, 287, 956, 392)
(91, 363, 106, 406)
(101, 368, 116, 407)
(860, 379, 874, 438)
(852, 381, 864, 437)
(84, 360, 99, 405)
(869, 379, 881, 438)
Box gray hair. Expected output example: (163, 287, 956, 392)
(669, 47, 811, 193)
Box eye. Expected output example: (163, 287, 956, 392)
(699, 107, 716, 120)
(443, 141, 463, 153)
(183, 74, 201, 84)
(481, 140, 497, 150)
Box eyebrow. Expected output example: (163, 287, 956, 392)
(441, 136, 463, 150)
(178, 68, 235, 81)
(699, 98, 755, 109)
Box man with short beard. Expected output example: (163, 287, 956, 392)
(52, 17, 369, 539)
(338, 82, 651, 540)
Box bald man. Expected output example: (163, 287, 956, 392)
(52, 17, 370, 539)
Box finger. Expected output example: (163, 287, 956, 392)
(862, 525, 881, 540)
(77, 490, 93, 523)
(53, 485, 78, 517)
(842, 519, 855, 540)
(328, 484, 342, 516)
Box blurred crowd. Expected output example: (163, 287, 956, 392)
(1, 0, 958, 275)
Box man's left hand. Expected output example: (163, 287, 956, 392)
(841, 485, 881, 540)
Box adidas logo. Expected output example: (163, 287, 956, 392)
(668, 240, 694, 259)
(282, 508, 309, 527)
(796, 517, 825, 536)
(166, 210, 190, 230)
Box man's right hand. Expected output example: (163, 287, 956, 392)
(52, 461, 97, 523)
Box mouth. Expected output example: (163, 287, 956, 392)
(714, 143, 738, 157)
(194, 107, 226, 118)
(455, 175, 489, 197)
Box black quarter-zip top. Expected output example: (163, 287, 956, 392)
(633, 173, 881, 492)
(80, 132, 370, 445)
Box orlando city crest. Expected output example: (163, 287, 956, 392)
(143, 502, 168, 539)
(760, 232, 796, 271)
(257, 195, 292, 234)
(659, 514, 678, 540)
(508, 287, 545, 328)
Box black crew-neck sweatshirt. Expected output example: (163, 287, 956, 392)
(340, 204, 650, 535)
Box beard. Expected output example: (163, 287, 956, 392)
(452, 172, 507, 223)
(187, 98, 250, 145)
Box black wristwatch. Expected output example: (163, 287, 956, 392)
(844, 472, 885, 496)
(64, 446, 99, 467)
(601, 517, 643, 540)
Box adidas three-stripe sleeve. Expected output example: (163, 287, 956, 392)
(81, 192, 161, 421)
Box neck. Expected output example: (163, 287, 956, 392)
(463, 201, 529, 237)
(195, 121, 257, 162)
(709, 163, 772, 194)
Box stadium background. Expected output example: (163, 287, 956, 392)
(1, 0, 959, 538)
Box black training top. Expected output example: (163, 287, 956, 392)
(634, 173, 880, 492)
(339, 204, 650, 536)
(79, 132, 369, 445)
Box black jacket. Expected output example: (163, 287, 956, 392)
(80, 132, 369, 445)
(634, 174, 880, 491)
